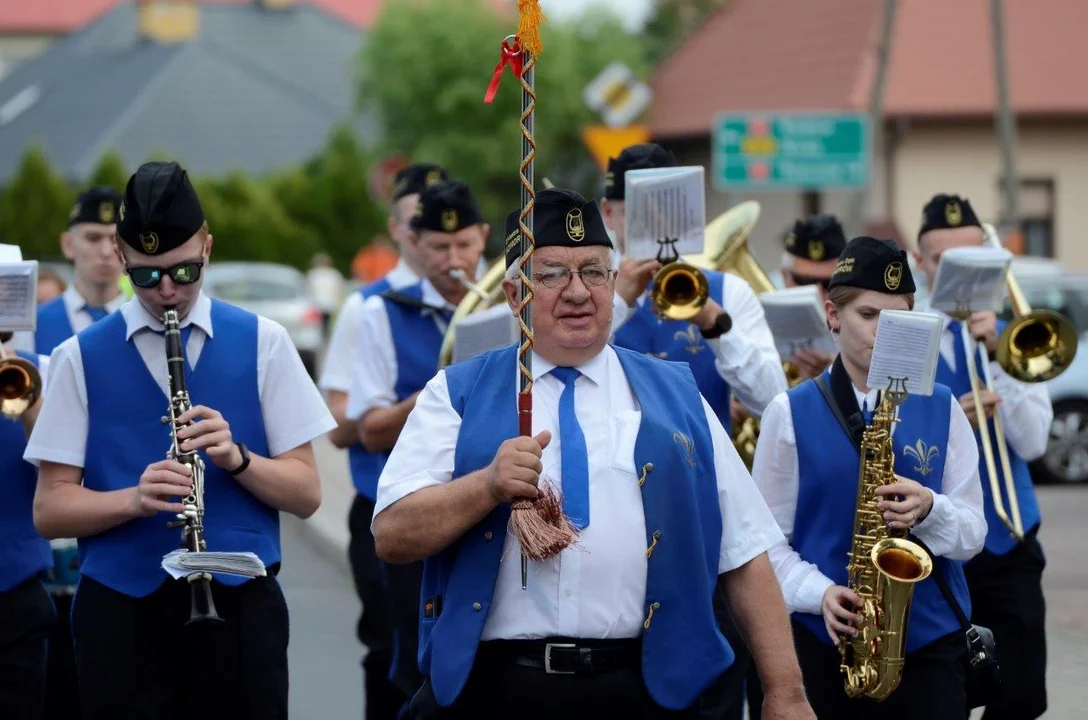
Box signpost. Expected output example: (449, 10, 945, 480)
(581, 62, 652, 170)
(712, 112, 871, 190)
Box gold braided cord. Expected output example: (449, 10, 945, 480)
(516, 50, 537, 397)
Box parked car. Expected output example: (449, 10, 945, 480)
(202, 262, 324, 379)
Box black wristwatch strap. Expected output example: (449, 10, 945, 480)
(227, 442, 251, 476)
(700, 311, 733, 339)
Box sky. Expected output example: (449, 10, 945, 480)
(539, 0, 654, 31)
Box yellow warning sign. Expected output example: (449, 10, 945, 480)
(582, 125, 652, 171)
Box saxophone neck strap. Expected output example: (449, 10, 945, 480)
(910, 538, 971, 631)
(814, 356, 867, 452)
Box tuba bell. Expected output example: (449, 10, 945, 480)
(0, 349, 42, 419)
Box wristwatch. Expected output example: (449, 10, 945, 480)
(699, 311, 733, 339)
(227, 442, 251, 476)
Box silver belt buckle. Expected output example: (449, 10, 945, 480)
(543, 643, 576, 674)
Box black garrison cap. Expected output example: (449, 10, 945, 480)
(410, 179, 484, 234)
(504, 188, 613, 268)
(392, 163, 450, 202)
(918, 193, 982, 239)
(603, 143, 677, 200)
(785, 214, 848, 263)
(828, 236, 916, 295)
(67, 186, 122, 228)
(117, 161, 204, 255)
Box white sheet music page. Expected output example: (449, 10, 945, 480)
(623, 166, 705, 261)
(0, 243, 38, 332)
(928, 246, 1011, 316)
(453, 304, 518, 363)
(866, 309, 943, 396)
(758, 285, 836, 358)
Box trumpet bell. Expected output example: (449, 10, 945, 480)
(0, 357, 42, 419)
(650, 261, 709, 321)
(996, 309, 1079, 383)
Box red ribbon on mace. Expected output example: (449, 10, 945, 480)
(483, 37, 524, 105)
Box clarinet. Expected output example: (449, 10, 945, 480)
(162, 307, 224, 625)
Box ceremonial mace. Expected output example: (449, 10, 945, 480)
(485, 0, 576, 589)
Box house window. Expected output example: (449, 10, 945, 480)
(1011, 178, 1055, 258)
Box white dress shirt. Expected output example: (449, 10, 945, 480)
(374, 345, 785, 641)
(752, 380, 987, 615)
(11, 285, 128, 353)
(928, 307, 1053, 462)
(24, 292, 336, 469)
(346, 278, 456, 422)
(319, 260, 418, 393)
(612, 271, 787, 417)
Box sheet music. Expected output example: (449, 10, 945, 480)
(866, 309, 943, 396)
(453, 304, 518, 363)
(929, 246, 1011, 315)
(758, 285, 836, 358)
(623, 166, 705, 261)
(161, 549, 267, 580)
(0, 261, 38, 332)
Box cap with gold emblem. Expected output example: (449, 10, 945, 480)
(603, 143, 677, 200)
(918, 193, 981, 239)
(392, 163, 450, 203)
(504, 188, 612, 268)
(785, 213, 847, 263)
(67, 186, 122, 229)
(410, 179, 483, 235)
(117, 161, 205, 256)
(828, 236, 915, 295)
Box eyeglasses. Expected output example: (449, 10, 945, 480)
(533, 266, 615, 289)
(126, 260, 205, 289)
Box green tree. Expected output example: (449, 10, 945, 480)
(86, 151, 130, 192)
(643, 0, 723, 65)
(0, 144, 74, 259)
(358, 0, 648, 255)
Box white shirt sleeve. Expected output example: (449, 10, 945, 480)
(986, 362, 1053, 461)
(706, 274, 788, 417)
(257, 317, 336, 457)
(750, 391, 835, 614)
(371, 371, 460, 531)
(911, 398, 987, 560)
(704, 395, 786, 573)
(346, 296, 398, 421)
(319, 292, 365, 392)
(610, 292, 631, 334)
(23, 338, 88, 468)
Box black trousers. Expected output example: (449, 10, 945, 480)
(0, 577, 55, 720)
(419, 641, 700, 720)
(72, 573, 289, 720)
(381, 559, 424, 700)
(42, 592, 79, 720)
(793, 620, 965, 720)
(699, 584, 758, 720)
(349, 494, 405, 719)
(964, 533, 1048, 720)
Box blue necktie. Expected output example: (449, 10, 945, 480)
(948, 320, 967, 372)
(549, 366, 590, 530)
(157, 325, 195, 383)
(861, 397, 873, 424)
(83, 305, 108, 322)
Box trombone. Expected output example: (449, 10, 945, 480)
(0, 345, 42, 419)
(957, 225, 1078, 540)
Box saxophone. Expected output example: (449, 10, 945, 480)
(840, 378, 933, 700)
(162, 307, 224, 625)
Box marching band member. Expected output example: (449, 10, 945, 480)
(752, 236, 986, 720)
(347, 177, 489, 713)
(24, 161, 335, 719)
(319, 162, 449, 719)
(913, 194, 1052, 720)
(371, 187, 814, 720)
(601, 142, 788, 720)
(779, 214, 847, 380)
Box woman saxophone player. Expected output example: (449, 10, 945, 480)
(24, 161, 335, 719)
(750, 236, 987, 720)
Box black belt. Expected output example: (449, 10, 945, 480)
(477, 639, 641, 676)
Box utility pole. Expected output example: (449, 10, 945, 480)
(847, 0, 896, 238)
(991, 0, 1021, 237)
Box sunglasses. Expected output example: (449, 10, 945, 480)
(126, 260, 205, 289)
(791, 274, 831, 290)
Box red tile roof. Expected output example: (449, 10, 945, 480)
(650, 0, 1088, 138)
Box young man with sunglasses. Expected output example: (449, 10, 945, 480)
(24, 161, 336, 719)
(779, 214, 847, 380)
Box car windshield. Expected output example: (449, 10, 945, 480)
(204, 265, 304, 302)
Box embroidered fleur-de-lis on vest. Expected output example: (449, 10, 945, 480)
(673, 432, 697, 468)
(674, 324, 704, 355)
(902, 439, 940, 476)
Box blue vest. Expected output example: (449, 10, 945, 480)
(383, 282, 447, 406)
(613, 270, 732, 434)
(78, 301, 276, 597)
(935, 320, 1040, 555)
(788, 374, 970, 652)
(420, 344, 731, 710)
(347, 276, 395, 500)
(34, 297, 75, 356)
(0, 352, 53, 592)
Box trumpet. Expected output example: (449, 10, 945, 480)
(0, 347, 42, 419)
(959, 226, 1078, 540)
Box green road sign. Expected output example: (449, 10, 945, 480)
(712, 113, 871, 190)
